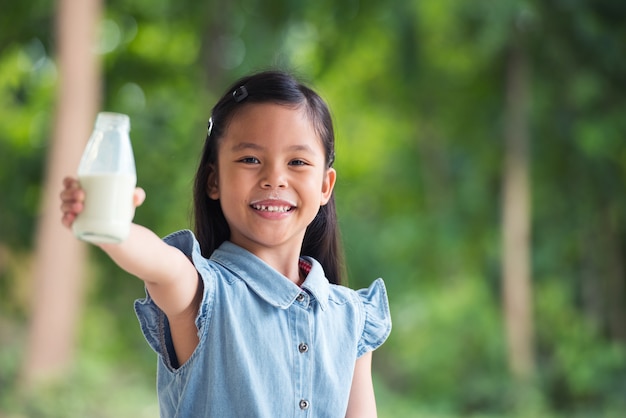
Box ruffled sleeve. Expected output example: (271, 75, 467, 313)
(134, 229, 215, 370)
(356, 278, 392, 358)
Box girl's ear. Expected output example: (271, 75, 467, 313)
(207, 165, 220, 200)
(320, 168, 336, 206)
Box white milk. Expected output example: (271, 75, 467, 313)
(72, 173, 136, 244)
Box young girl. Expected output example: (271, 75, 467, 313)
(61, 70, 391, 417)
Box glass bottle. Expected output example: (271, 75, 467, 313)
(72, 112, 136, 244)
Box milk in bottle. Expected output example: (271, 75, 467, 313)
(72, 112, 136, 244)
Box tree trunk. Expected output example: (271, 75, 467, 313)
(501, 27, 535, 383)
(602, 207, 626, 342)
(21, 0, 102, 387)
(201, 1, 231, 93)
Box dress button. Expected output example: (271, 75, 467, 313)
(298, 343, 309, 353)
(296, 293, 306, 302)
(299, 399, 310, 410)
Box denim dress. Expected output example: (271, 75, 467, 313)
(135, 230, 392, 418)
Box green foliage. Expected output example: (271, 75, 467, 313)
(381, 277, 513, 415)
(535, 279, 626, 414)
(0, 329, 158, 418)
(0, 40, 55, 249)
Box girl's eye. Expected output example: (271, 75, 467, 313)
(239, 157, 260, 164)
(289, 159, 307, 166)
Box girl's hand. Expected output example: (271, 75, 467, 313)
(60, 177, 85, 228)
(60, 176, 146, 229)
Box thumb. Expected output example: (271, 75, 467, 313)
(133, 187, 146, 208)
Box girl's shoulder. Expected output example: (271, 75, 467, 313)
(162, 229, 221, 275)
(162, 229, 201, 259)
(328, 278, 389, 309)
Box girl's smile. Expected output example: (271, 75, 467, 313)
(250, 198, 296, 217)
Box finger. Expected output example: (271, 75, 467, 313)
(60, 187, 85, 203)
(60, 177, 84, 201)
(61, 212, 77, 229)
(62, 176, 79, 190)
(133, 187, 146, 208)
(60, 200, 84, 214)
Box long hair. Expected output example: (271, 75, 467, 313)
(192, 70, 345, 284)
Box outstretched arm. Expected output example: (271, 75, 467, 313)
(60, 177, 201, 364)
(345, 351, 378, 418)
(100, 223, 202, 364)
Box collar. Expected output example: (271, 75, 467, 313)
(299, 256, 330, 311)
(210, 241, 330, 311)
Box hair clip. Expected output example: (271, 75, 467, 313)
(232, 85, 248, 103)
(207, 117, 214, 137)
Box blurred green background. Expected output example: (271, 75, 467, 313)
(2, 0, 626, 416)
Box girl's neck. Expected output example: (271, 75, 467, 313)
(237, 242, 304, 285)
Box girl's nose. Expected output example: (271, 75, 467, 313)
(261, 164, 287, 189)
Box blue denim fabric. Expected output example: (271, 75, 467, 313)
(135, 230, 391, 418)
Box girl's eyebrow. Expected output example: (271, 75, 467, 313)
(231, 142, 263, 152)
(287, 144, 315, 153)
(230, 142, 315, 153)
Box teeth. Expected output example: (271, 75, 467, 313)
(252, 204, 292, 213)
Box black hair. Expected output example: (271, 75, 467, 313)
(192, 70, 345, 284)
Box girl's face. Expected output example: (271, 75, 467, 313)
(208, 103, 336, 260)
